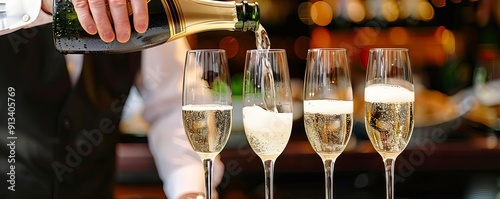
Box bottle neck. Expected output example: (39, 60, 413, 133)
(167, 0, 261, 42)
(235, 1, 260, 32)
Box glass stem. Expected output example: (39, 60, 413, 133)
(383, 158, 396, 199)
(203, 158, 214, 199)
(263, 159, 275, 199)
(323, 159, 335, 199)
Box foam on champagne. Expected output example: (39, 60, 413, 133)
(242, 106, 292, 159)
(243, 106, 292, 133)
(304, 100, 353, 114)
(182, 104, 233, 111)
(365, 84, 414, 103)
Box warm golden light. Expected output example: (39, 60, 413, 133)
(311, 1, 334, 26)
(418, 1, 435, 21)
(434, 26, 447, 42)
(399, 1, 410, 19)
(347, 0, 366, 23)
(441, 29, 456, 54)
(405, 0, 424, 20)
(324, 0, 341, 18)
(310, 27, 331, 48)
(364, 0, 378, 19)
(298, 2, 314, 25)
(388, 27, 409, 45)
(441, 29, 451, 44)
(431, 0, 446, 8)
(382, 0, 399, 22)
(250, 0, 291, 25)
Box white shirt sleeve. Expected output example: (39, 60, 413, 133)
(0, 0, 44, 35)
(137, 38, 224, 199)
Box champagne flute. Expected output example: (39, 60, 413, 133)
(182, 49, 233, 199)
(364, 48, 414, 199)
(473, 49, 500, 131)
(242, 49, 293, 199)
(303, 48, 353, 199)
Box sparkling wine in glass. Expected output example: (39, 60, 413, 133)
(364, 48, 414, 199)
(182, 49, 233, 199)
(303, 48, 353, 199)
(242, 49, 293, 199)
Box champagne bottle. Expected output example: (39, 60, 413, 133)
(53, 0, 260, 54)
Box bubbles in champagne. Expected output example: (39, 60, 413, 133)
(242, 106, 292, 160)
(304, 100, 353, 160)
(182, 104, 232, 158)
(364, 84, 414, 158)
(365, 101, 414, 157)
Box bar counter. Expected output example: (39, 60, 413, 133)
(115, 120, 500, 199)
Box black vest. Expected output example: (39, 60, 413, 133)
(0, 24, 141, 199)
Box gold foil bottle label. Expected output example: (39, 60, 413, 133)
(162, 0, 185, 40)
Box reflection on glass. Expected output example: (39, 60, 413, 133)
(303, 48, 353, 199)
(364, 48, 415, 199)
(242, 49, 293, 199)
(182, 49, 233, 199)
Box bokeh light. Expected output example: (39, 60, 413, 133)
(418, 1, 435, 21)
(388, 27, 409, 45)
(310, 27, 331, 48)
(298, 2, 314, 25)
(311, 1, 334, 26)
(219, 36, 239, 59)
(364, 0, 380, 19)
(382, 0, 399, 22)
(406, 0, 423, 20)
(441, 29, 456, 54)
(294, 36, 310, 60)
(249, 0, 292, 25)
(298, 0, 442, 24)
(431, 0, 446, 8)
(324, 0, 341, 18)
(434, 26, 446, 41)
(399, 0, 410, 19)
(347, 0, 366, 23)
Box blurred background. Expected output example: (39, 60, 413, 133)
(117, 0, 500, 198)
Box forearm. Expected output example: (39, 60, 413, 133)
(2, 0, 147, 42)
(147, 116, 205, 199)
(138, 39, 223, 198)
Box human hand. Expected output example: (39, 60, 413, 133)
(41, 0, 54, 14)
(178, 193, 206, 199)
(47, 0, 149, 43)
